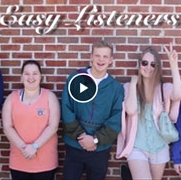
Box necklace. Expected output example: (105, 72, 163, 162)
(20, 88, 41, 105)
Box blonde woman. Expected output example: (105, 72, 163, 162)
(116, 43, 181, 180)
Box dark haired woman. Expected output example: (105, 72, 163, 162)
(2, 60, 60, 180)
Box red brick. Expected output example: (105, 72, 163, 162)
(151, 38, 173, 44)
(58, 37, 79, 43)
(68, 45, 89, 51)
(47, 76, 66, 82)
(116, 61, 137, 68)
(152, 6, 174, 12)
(23, 0, 43, 4)
(93, 0, 114, 4)
(45, 45, 66, 51)
(68, 29, 90, 35)
(12, 37, 32, 43)
(57, 5, 78, 12)
(165, 0, 181, 4)
(1, 60, 21, 66)
(45, 60, 66, 67)
(23, 45, 43, 51)
(1, 45, 20, 51)
(34, 6, 55, 12)
(58, 53, 78, 59)
(1, 29, 20, 36)
(69, 0, 91, 4)
(46, 0, 66, 4)
(35, 37, 55, 43)
(12, 53, 32, 59)
(165, 30, 181, 37)
(0, 37, 9, 43)
(116, 45, 137, 52)
(68, 60, 89, 67)
(1, 0, 20, 4)
(141, 0, 161, 4)
(128, 6, 149, 12)
(34, 53, 55, 59)
(117, 0, 138, 4)
(92, 29, 114, 36)
(104, 6, 125, 12)
(141, 29, 161, 36)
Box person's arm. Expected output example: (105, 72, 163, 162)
(2, 94, 26, 150)
(79, 84, 124, 150)
(94, 84, 124, 145)
(0, 71, 4, 108)
(22, 91, 60, 159)
(171, 102, 181, 175)
(33, 91, 60, 147)
(168, 99, 180, 123)
(61, 75, 85, 140)
(164, 43, 181, 101)
(124, 76, 138, 116)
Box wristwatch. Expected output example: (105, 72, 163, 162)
(93, 136, 99, 144)
(32, 142, 39, 150)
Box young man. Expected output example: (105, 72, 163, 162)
(61, 40, 124, 180)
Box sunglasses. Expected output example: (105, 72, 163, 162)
(140, 60, 156, 68)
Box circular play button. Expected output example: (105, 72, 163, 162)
(68, 73, 98, 103)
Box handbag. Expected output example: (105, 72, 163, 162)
(159, 83, 179, 143)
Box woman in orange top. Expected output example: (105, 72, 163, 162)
(2, 60, 60, 180)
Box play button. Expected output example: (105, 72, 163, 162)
(68, 73, 98, 103)
(80, 83, 88, 93)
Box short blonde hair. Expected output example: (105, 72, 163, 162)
(92, 40, 113, 56)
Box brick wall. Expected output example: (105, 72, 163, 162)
(0, 0, 181, 179)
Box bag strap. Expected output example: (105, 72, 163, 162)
(161, 83, 166, 111)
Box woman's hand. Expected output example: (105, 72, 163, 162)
(164, 42, 181, 100)
(164, 42, 178, 67)
(21, 144, 37, 159)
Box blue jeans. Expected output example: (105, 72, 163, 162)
(63, 145, 110, 180)
(10, 168, 56, 180)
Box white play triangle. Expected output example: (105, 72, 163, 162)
(80, 83, 88, 93)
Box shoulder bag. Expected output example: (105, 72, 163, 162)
(159, 83, 179, 143)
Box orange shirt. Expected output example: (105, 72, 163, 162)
(10, 88, 58, 172)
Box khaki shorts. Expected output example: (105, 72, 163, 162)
(127, 146, 170, 164)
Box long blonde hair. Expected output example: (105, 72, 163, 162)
(137, 47, 162, 117)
